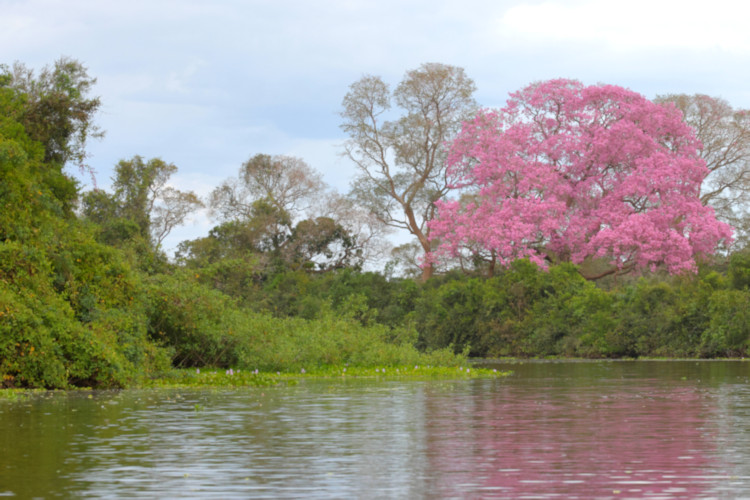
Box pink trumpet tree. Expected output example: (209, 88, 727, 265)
(428, 79, 733, 279)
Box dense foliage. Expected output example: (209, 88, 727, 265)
(3, 60, 750, 390)
(0, 67, 168, 388)
(231, 257, 750, 359)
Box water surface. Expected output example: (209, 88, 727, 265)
(1, 361, 749, 498)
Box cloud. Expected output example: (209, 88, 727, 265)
(6, 0, 750, 262)
(498, 0, 750, 53)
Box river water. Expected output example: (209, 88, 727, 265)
(1, 361, 749, 498)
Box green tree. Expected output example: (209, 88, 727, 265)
(285, 216, 362, 272)
(1, 57, 102, 213)
(178, 201, 362, 277)
(3, 57, 102, 167)
(81, 155, 204, 250)
(207, 154, 369, 273)
(340, 63, 478, 280)
(0, 80, 169, 388)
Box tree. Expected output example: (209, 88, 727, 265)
(1, 57, 103, 169)
(429, 79, 734, 279)
(175, 209, 283, 272)
(1, 57, 103, 213)
(0, 77, 169, 388)
(208, 153, 387, 271)
(655, 94, 750, 247)
(178, 203, 363, 275)
(151, 187, 204, 249)
(81, 155, 204, 250)
(317, 192, 392, 267)
(285, 216, 361, 272)
(210, 154, 324, 222)
(207, 154, 323, 270)
(340, 63, 477, 280)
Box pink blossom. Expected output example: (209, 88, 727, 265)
(429, 79, 733, 276)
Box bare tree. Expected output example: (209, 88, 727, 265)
(317, 192, 393, 268)
(340, 63, 478, 280)
(209, 154, 324, 222)
(656, 94, 750, 247)
(151, 188, 204, 249)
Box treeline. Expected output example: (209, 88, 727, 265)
(176, 255, 750, 359)
(0, 59, 462, 389)
(2, 58, 750, 389)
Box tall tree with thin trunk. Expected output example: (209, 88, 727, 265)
(340, 63, 477, 280)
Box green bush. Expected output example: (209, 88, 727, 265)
(729, 250, 750, 290)
(700, 289, 750, 356)
(145, 273, 247, 368)
(143, 272, 464, 372)
(234, 304, 461, 372)
(0, 230, 171, 389)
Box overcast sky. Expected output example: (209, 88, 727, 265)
(3, 0, 750, 256)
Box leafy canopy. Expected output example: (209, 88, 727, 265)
(429, 79, 733, 279)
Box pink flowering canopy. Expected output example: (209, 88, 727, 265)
(429, 79, 734, 276)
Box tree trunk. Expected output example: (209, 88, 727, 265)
(420, 262, 434, 282)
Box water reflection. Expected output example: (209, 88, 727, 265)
(1, 361, 749, 498)
(424, 382, 721, 497)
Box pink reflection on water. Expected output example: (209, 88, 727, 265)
(424, 384, 720, 498)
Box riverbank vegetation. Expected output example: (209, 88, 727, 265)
(2, 59, 750, 389)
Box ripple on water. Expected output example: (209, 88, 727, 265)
(2, 363, 750, 498)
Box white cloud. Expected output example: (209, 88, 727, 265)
(6, 0, 750, 263)
(498, 0, 750, 52)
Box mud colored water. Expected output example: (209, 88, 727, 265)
(1, 361, 749, 498)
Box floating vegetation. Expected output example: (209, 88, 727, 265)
(138, 364, 511, 388)
(140, 369, 287, 388)
(285, 365, 512, 380)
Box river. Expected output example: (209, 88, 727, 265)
(1, 360, 749, 498)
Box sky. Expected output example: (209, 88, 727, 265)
(3, 0, 750, 258)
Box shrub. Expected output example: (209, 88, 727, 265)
(145, 273, 246, 368)
(700, 290, 750, 356)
